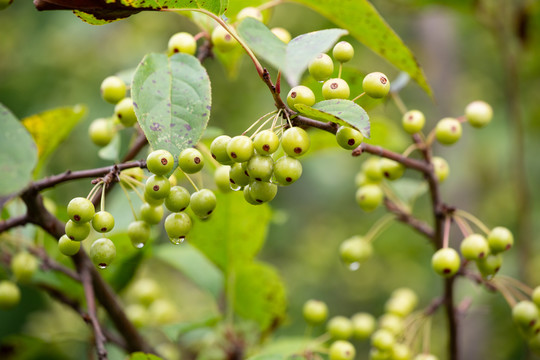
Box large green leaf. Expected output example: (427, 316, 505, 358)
(132, 53, 211, 158)
(295, 100, 370, 138)
(289, 0, 431, 95)
(237, 18, 287, 71)
(154, 243, 224, 299)
(233, 262, 287, 331)
(22, 105, 87, 177)
(188, 192, 271, 272)
(0, 104, 38, 196)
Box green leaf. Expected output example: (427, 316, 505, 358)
(129, 352, 163, 360)
(188, 192, 272, 271)
(0, 104, 38, 197)
(132, 53, 211, 159)
(288, 0, 432, 95)
(154, 243, 224, 299)
(161, 316, 220, 342)
(237, 18, 287, 71)
(285, 29, 348, 86)
(295, 100, 370, 138)
(234, 262, 287, 331)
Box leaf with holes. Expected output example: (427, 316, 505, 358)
(295, 100, 370, 138)
(132, 53, 211, 158)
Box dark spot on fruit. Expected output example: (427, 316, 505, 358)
(506, 244, 512, 250)
(161, 157, 168, 165)
(286, 177, 292, 182)
(294, 147, 302, 154)
(244, 171, 249, 177)
(263, 144, 270, 151)
(255, 177, 261, 181)
(153, 185, 160, 191)
(74, 215, 81, 221)
(194, 157, 201, 164)
(291, 91, 297, 99)
(207, 210, 213, 215)
(69, 235, 75, 240)
(479, 252, 485, 258)
(443, 268, 451, 274)
(380, 76, 387, 84)
(408, 115, 414, 120)
(231, 152, 237, 158)
(256, 199, 263, 203)
(173, 48, 179, 53)
(383, 171, 390, 178)
(117, 113, 122, 118)
(451, 126, 457, 132)
(495, 267, 500, 273)
(347, 139, 355, 146)
(180, 207, 186, 211)
(101, 227, 107, 232)
(225, 34, 231, 41)
(330, 82, 338, 90)
(345, 351, 350, 356)
(230, 179, 236, 184)
(531, 319, 537, 327)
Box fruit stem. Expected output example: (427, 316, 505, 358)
(242, 110, 277, 136)
(498, 275, 534, 297)
(390, 92, 408, 116)
(442, 216, 451, 249)
(251, 111, 280, 139)
(119, 174, 146, 203)
(493, 279, 517, 307)
(401, 143, 421, 158)
(453, 209, 490, 235)
(338, 63, 343, 79)
(181, 171, 200, 192)
(422, 316, 432, 354)
(364, 214, 395, 243)
(118, 182, 138, 221)
(100, 183, 106, 212)
(87, 181, 104, 201)
(351, 92, 365, 102)
(453, 216, 472, 238)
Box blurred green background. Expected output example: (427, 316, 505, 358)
(1, 0, 540, 359)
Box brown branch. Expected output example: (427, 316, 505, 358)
(29, 247, 81, 282)
(383, 198, 435, 240)
(0, 214, 29, 233)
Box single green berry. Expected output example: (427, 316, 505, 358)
(190, 189, 217, 218)
(211, 135, 233, 165)
(362, 157, 383, 183)
(214, 166, 232, 193)
(254, 130, 280, 155)
(431, 248, 460, 277)
(327, 316, 354, 340)
(67, 197, 95, 223)
(211, 26, 237, 52)
(145, 174, 171, 200)
(287, 85, 316, 110)
(329, 340, 355, 360)
(273, 156, 302, 185)
(178, 148, 204, 174)
(131, 278, 160, 306)
(247, 155, 274, 181)
(237, 6, 263, 22)
(371, 329, 396, 351)
(58, 235, 81, 256)
(92, 211, 115, 233)
(65, 220, 91, 241)
(487, 226, 514, 253)
(281, 127, 310, 157)
(229, 162, 251, 187)
(100, 76, 126, 104)
(322, 78, 350, 100)
(362, 72, 390, 98)
(380, 158, 405, 180)
(149, 299, 178, 325)
(11, 252, 38, 283)
(465, 100, 493, 128)
(126, 304, 149, 328)
(385, 288, 418, 317)
(90, 238, 116, 269)
(351, 313, 376, 339)
(332, 41, 354, 63)
(309, 53, 334, 82)
(167, 32, 196, 56)
(89, 118, 115, 147)
(402, 110, 425, 134)
(435, 117, 462, 145)
(431, 157, 449, 183)
(379, 314, 404, 335)
(227, 135, 254, 163)
(391, 343, 412, 360)
(146, 149, 174, 176)
(248, 181, 278, 203)
(355, 184, 383, 212)
(302, 299, 328, 324)
(460, 234, 489, 260)
(0, 281, 20, 310)
(164, 212, 192, 243)
(128, 221, 151, 248)
(243, 185, 260, 205)
(336, 126, 363, 150)
(139, 203, 164, 225)
(114, 97, 137, 127)
(476, 254, 503, 278)
(513, 301, 539, 329)
(271, 27, 291, 43)
(339, 236, 372, 266)
(165, 186, 191, 212)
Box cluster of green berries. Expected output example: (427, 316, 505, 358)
(0, 251, 40, 310)
(512, 287, 540, 355)
(431, 226, 513, 279)
(125, 278, 177, 328)
(89, 75, 137, 147)
(210, 126, 309, 204)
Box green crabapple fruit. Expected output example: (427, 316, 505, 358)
(190, 189, 217, 218)
(431, 248, 460, 277)
(273, 156, 302, 185)
(379, 314, 404, 335)
(339, 236, 373, 266)
(67, 197, 95, 223)
(114, 97, 138, 127)
(126, 304, 149, 328)
(237, 7, 263, 22)
(164, 212, 192, 243)
(243, 185, 259, 206)
(329, 340, 355, 360)
(336, 126, 363, 150)
(435, 117, 462, 145)
(355, 184, 384, 212)
(487, 226, 514, 253)
(271, 27, 291, 44)
(167, 32, 196, 56)
(90, 238, 116, 269)
(121, 167, 144, 186)
(351, 313, 376, 339)
(210, 135, 233, 165)
(58, 235, 81, 256)
(178, 148, 204, 174)
(287, 85, 316, 110)
(460, 234, 489, 260)
(512, 301, 539, 329)
(89, 118, 115, 147)
(333, 41, 354, 63)
(139, 203, 164, 225)
(246, 155, 274, 181)
(128, 221, 151, 248)
(322, 78, 350, 100)
(0, 281, 20, 310)
(362, 72, 390, 98)
(214, 166, 232, 193)
(65, 220, 91, 241)
(254, 130, 280, 155)
(211, 26, 237, 52)
(391, 343, 412, 360)
(327, 316, 354, 340)
(11, 252, 38, 283)
(380, 158, 405, 180)
(229, 162, 250, 187)
(402, 110, 425, 134)
(533, 286, 540, 308)
(100, 76, 126, 104)
(308, 53, 334, 82)
(145, 174, 171, 199)
(248, 181, 278, 203)
(465, 100, 493, 128)
(371, 329, 396, 351)
(302, 299, 328, 324)
(431, 157, 449, 183)
(281, 127, 310, 157)
(362, 157, 384, 183)
(227, 135, 254, 163)
(149, 299, 177, 325)
(0, 0, 13, 11)
(476, 254, 502, 278)
(92, 211, 115, 233)
(146, 149, 174, 176)
(131, 278, 161, 306)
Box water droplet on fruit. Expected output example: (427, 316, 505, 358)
(347, 262, 360, 271)
(132, 242, 145, 249)
(169, 236, 185, 245)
